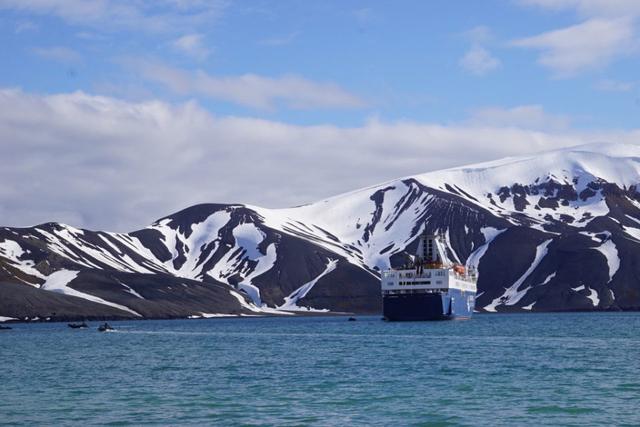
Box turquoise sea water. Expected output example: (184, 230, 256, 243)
(1, 313, 639, 426)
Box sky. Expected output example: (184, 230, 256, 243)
(1, 0, 640, 231)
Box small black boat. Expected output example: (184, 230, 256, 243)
(348, 317, 357, 321)
(98, 322, 114, 332)
(0, 325, 12, 330)
(68, 322, 88, 329)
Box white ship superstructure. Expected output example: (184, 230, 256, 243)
(381, 231, 477, 320)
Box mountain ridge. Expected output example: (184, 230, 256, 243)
(2, 142, 640, 321)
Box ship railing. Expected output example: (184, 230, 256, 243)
(383, 288, 449, 295)
(384, 268, 476, 281)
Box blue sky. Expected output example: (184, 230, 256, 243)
(2, 0, 639, 127)
(1, 0, 640, 230)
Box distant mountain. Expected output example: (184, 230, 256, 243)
(2, 143, 640, 320)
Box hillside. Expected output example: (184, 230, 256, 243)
(2, 143, 640, 320)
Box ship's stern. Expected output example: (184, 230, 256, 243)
(383, 289, 475, 321)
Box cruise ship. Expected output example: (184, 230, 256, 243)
(381, 231, 477, 321)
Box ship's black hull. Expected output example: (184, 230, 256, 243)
(383, 289, 475, 321)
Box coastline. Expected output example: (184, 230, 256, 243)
(2, 306, 638, 325)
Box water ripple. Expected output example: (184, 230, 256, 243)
(1, 312, 639, 426)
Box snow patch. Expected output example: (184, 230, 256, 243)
(571, 285, 600, 306)
(116, 280, 145, 299)
(178, 211, 231, 277)
(228, 289, 294, 315)
(208, 221, 277, 305)
(484, 239, 552, 312)
(625, 214, 640, 226)
(579, 232, 601, 243)
(238, 283, 262, 306)
(0, 239, 24, 258)
(233, 223, 266, 259)
(41, 270, 141, 316)
(594, 239, 619, 283)
(279, 259, 338, 311)
(0, 239, 45, 283)
(539, 272, 556, 286)
(587, 288, 600, 306)
(622, 225, 640, 242)
(466, 227, 506, 270)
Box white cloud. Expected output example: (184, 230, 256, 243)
(469, 105, 570, 130)
(0, 0, 226, 33)
(459, 46, 501, 75)
(519, 0, 640, 18)
(32, 46, 82, 64)
(515, 1, 640, 77)
(130, 61, 366, 110)
(595, 79, 637, 92)
(171, 34, 211, 60)
(459, 26, 501, 76)
(1, 88, 639, 231)
(511, 18, 636, 77)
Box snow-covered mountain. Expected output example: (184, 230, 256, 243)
(2, 142, 640, 320)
